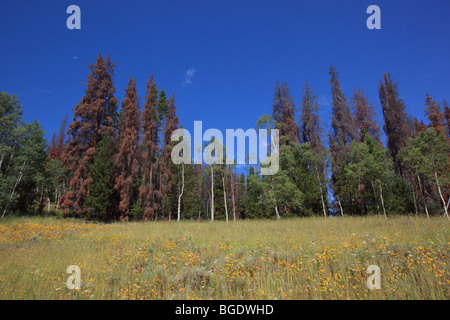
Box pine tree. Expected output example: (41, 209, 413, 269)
(378, 72, 409, 176)
(328, 66, 358, 214)
(48, 114, 68, 162)
(159, 93, 179, 220)
(424, 94, 446, 135)
(45, 115, 68, 211)
(300, 82, 324, 150)
(350, 86, 381, 142)
(443, 99, 450, 138)
(272, 81, 299, 145)
(47, 132, 58, 160)
(115, 77, 141, 222)
(60, 54, 119, 216)
(414, 117, 427, 135)
(237, 173, 247, 219)
(245, 166, 262, 218)
(329, 65, 358, 162)
(156, 89, 169, 147)
(85, 132, 115, 220)
(299, 81, 328, 217)
(139, 75, 159, 221)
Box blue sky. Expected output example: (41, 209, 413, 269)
(1, 0, 449, 145)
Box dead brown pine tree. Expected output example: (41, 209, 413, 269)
(115, 77, 141, 222)
(60, 54, 118, 217)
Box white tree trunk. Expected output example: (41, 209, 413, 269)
(231, 182, 237, 221)
(2, 164, 24, 218)
(269, 191, 280, 220)
(371, 181, 380, 214)
(318, 182, 327, 218)
(417, 175, 429, 218)
(434, 171, 449, 219)
(315, 171, 327, 218)
(379, 185, 387, 218)
(211, 165, 214, 222)
(222, 175, 228, 222)
(177, 163, 184, 222)
(55, 189, 59, 210)
(337, 196, 344, 216)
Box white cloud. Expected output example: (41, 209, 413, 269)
(182, 68, 197, 87)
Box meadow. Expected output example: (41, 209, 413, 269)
(0, 215, 448, 300)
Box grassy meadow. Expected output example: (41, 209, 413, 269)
(0, 215, 448, 300)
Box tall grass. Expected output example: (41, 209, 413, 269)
(0, 216, 448, 299)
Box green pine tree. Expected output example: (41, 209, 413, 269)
(85, 132, 115, 220)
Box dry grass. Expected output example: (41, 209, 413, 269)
(0, 215, 448, 300)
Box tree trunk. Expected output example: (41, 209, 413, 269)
(434, 171, 449, 219)
(371, 181, 380, 214)
(231, 182, 237, 221)
(319, 184, 327, 218)
(211, 165, 214, 222)
(55, 189, 59, 210)
(417, 175, 429, 218)
(411, 179, 418, 215)
(315, 171, 327, 218)
(222, 175, 228, 222)
(177, 163, 184, 222)
(269, 191, 280, 219)
(2, 164, 25, 218)
(337, 196, 344, 216)
(46, 188, 50, 212)
(379, 185, 387, 218)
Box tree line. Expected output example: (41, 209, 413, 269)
(1, 54, 449, 220)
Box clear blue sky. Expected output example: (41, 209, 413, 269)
(1, 0, 449, 144)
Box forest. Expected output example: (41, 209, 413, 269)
(1, 54, 449, 222)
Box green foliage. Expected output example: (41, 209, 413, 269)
(84, 132, 115, 220)
(334, 134, 397, 216)
(0, 92, 47, 217)
(398, 129, 450, 217)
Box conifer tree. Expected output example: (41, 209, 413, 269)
(139, 75, 159, 221)
(378, 72, 409, 176)
(300, 82, 324, 150)
(272, 81, 299, 145)
(60, 54, 118, 216)
(85, 132, 115, 220)
(443, 99, 450, 138)
(159, 93, 179, 220)
(329, 65, 358, 162)
(49, 114, 68, 160)
(156, 89, 169, 147)
(424, 94, 446, 135)
(115, 77, 140, 222)
(328, 65, 358, 214)
(300, 81, 328, 217)
(414, 117, 427, 135)
(237, 173, 247, 219)
(350, 86, 381, 142)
